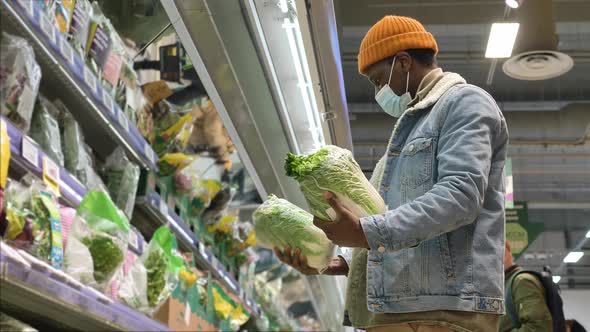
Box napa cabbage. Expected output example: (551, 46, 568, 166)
(252, 195, 335, 270)
(285, 145, 386, 221)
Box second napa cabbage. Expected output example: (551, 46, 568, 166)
(252, 195, 334, 270)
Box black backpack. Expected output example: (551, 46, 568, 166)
(506, 267, 566, 332)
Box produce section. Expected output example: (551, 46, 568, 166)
(1, 0, 334, 331)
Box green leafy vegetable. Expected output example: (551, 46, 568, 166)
(145, 248, 168, 306)
(285, 145, 386, 220)
(82, 234, 124, 283)
(253, 195, 334, 270)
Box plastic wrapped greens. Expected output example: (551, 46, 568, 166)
(2, 177, 63, 269)
(253, 195, 335, 270)
(142, 226, 183, 313)
(64, 191, 129, 290)
(52, 100, 106, 190)
(29, 96, 64, 166)
(0, 32, 42, 132)
(102, 148, 140, 219)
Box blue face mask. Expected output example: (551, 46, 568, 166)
(375, 57, 411, 118)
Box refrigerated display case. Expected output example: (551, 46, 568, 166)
(1, 0, 351, 330)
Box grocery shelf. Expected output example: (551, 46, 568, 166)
(135, 192, 264, 318)
(0, 245, 170, 332)
(2, 116, 86, 206)
(0, 0, 158, 171)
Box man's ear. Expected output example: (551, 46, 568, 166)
(396, 52, 412, 73)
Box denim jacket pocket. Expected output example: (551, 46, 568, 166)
(438, 234, 456, 280)
(400, 137, 435, 187)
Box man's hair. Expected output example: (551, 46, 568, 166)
(387, 48, 437, 68)
(406, 48, 437, 67)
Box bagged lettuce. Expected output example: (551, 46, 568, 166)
(0, 32, 42, 132)
(102, 147, 140, 220)
(64, 191, 129, 289)
(29, 96, 64, 167)
(142, 226, 183, 314)
(285, 145, 386, 221)
(253, 195, 335, 270)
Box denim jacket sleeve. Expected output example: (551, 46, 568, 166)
(361, 86, 505, 252)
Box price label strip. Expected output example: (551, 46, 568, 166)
(17, 0, 35, 17)
(117, 111, 129, 132)
(21, 136, 39, 168)
(60, 38, 75, 66)
(39, 16, 56, 45)
(83, 67, 97, 94)
(102, 90, 114, 115)
(159, 197, 168, 217)
(42, 156, 60, 197)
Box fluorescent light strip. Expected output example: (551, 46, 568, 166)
(283, 18, 322, 150)
(552, 276, 561, 283)
(563, 251, 584, 263)
(586, 230, 590, 238)
(485, 23, 520, 58)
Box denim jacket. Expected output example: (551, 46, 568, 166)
(355, 72, 509, 316)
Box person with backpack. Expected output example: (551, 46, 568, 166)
(501, 240, 566, 332)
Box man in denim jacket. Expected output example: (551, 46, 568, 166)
(276, 15, 508, 332)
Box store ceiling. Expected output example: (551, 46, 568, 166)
(334, 0, 590, 289)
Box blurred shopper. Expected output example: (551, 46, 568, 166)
(500, 241, 562, 332)
(276, 15, 508, 332)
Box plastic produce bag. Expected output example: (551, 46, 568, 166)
(65, 191, 129, 289)
(285, 145, 386, 221)
(117, 258, 149, 311)
(0, 32, 42, 132)
(142, 226, 183, 314)
(29, 96, 64, 166)
(102, 148, 140, 219)
(253, 195, 335, 270)
(154, 112, 193, 156)
(2, 177, 63, 269)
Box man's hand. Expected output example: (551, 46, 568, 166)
(313, 192, 370, 248)
(274, 246, 349, 276)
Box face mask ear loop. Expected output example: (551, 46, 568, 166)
(405, 70, 410, 94)
(387, 57, 396, 86)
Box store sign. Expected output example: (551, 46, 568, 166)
(505, 201, 544, 260)
(505, 158, 514, 209)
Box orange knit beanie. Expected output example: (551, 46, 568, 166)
(358, 16, 438, 74)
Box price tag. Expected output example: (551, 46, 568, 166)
(42, 156, 60, 196)
(117, 111, 129, 132)
(60, 38, 75, 66)
(83, 67, 97, 93)
(17, 0, 35, 16)
(40, 16, 56, 44)
(144, 144, 156, 165)
(102, 90, 114, 114)
(239, 289, 245, 300)
(21, 136, 39, 168)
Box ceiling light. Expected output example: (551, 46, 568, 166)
(505, 0, 522, 9)
(485, 23, 520, 58)
(586, 230, 590, 238)
(552, 276, 561, 283)
(563, 251, 584, 263)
